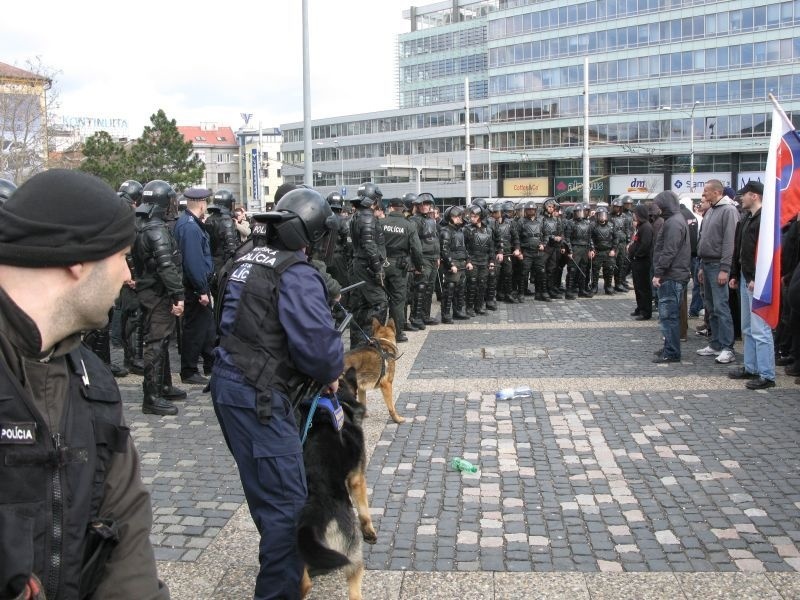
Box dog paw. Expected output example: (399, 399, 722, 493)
(391, 414, 406, 424)
(362, 529, 378, 545)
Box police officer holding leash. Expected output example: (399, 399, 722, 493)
(211, 188, 343, 600)
(0, 169, 168, 600)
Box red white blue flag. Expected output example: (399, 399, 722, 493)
(753, 101, 800, 328)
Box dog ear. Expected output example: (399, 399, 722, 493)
(344, 366, 358, 393)
(386, 318, 396, 333)
(371, 317, 381, 331)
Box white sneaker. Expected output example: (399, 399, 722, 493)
(696, 345, 720, 356)
(715, 350, 736, 364)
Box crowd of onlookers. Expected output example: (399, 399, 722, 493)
(632, 179, 800, 390)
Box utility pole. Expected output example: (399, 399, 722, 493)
(302, 0, 312, 185)
(464, 77, 471, 205)
(582, 56, 590, 204)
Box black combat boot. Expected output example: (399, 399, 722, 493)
(465, 277, 477, 317)
(161, 352, 187, 400)
(410, 284, 427, 329)
(86, 326, 128, 378)
(441, 282, 454, 324)
(453, 282, 470, 319)
(123, 314, 145, 375)
(142, 348, 178, 416)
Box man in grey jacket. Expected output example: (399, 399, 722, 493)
(651, 191, 691, 363)
(696, 180, 740, 364)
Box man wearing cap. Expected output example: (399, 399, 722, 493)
(728, 181, 776, 388)
(0, 169, 169, 599)
(174, 188, 215, 385)
(696, 179, 740, 364)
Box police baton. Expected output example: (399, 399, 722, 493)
(568, 255, 587, 280)
(339, 280, 366, 295)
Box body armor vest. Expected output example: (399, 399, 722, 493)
(567, 219, 592, 247)
(216, 245, 305, 394)
(541, 215, 562, 244)
(350, 209, 385, 268)
(132, 217, 182, 295)
(495, 220, 515, 253)
(518, 218, 545, 250)
(410, 214, 439, 257)
(205, 210, 239, 273)
(440, 225, 468, 266)
(465, 225, 494, 265)
(592, 223, 616, 250)
(0, 347, 129, 600)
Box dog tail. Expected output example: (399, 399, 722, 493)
(297, 523, 351, 570)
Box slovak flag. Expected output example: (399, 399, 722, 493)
(753, 104, 800, 328)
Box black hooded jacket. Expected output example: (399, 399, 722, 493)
(628, 205, 653, 262)
(652, 191, 691, 282)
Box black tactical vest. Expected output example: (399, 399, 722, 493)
(518, 218, 544, 250)
(592, 222, 616, 250)
(216, 246, 305, 394)
(0, 346, 129, 600)
(411, 214, 439, 257)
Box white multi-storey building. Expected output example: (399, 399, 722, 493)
(281, 0, 800, 203)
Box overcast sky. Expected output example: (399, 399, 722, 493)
(1, 0, 411, 136)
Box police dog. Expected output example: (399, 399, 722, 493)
(343, 318, 403, 424)
(297, 367, 377, 600)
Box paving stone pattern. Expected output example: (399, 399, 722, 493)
(364, 388, 800, 573)
(119, 382, 244, 562)
(411, 326, 708, 380)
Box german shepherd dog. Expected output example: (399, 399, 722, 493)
(297, 367, 377, 600)
(343, 318, 404, 424)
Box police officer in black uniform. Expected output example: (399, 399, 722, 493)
(493, 201, 522, 302)
(564, 203, 594, 299)
(610, 198, 630, 292)
(326, 191, 352, 293)
(518, 200, 551, 302)
(409, 192, 441, 327)
(133, 180, 185, 415)
(116, 180, 145, 376)
(381, 197, 423, 342)
(619, 195, 635, 288)
(540, 198, 565, 298)
(439, 206, 471, 323)
(212, 188, 342, 600)
(205, 189, 240, 294)
(464, 204, 495, 315)
(349, 182, 388, 346)
(590, 205, 620, 294)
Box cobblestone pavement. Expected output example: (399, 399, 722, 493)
(115, 293, 800, 599)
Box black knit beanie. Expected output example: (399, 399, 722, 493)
(0, 169, 135, 267)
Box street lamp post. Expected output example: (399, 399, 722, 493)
(661, 101, 700, 194)
(334, 139, 344, 195)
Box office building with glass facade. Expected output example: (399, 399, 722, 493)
(281, 0, 800, 202)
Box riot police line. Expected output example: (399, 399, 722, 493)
(81, 177, 642, 416)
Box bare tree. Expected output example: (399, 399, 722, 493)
(0, 58, 60, 183)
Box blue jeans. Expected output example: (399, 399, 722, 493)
(701, 261, 735, 352)
(690, 257, 704, 315)
(740, 282, 776, 380)
(658, 279, 684, 358)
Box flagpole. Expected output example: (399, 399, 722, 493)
(768, 93, 795, 130)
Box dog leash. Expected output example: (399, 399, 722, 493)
(300, 394, 320, 445)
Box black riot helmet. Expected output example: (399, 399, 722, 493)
(402, 192, 417, 210)
(572, 203, 585, 220)
(543, 197, 557, 213)
(118, 179, 143, 206)
(139, 180, 176, 218)
(620, 194, 633, 208)
(212, 189, 235, 210)
(523, 200, 537, 216)
(468, 204, 483, 219)
(0, 178, 17, 205)
(445, 205, 465, 223)
(610, 198, 623, 214)
(502, 200, 515, 218)
(326, 191, 344, 211)
(595, 206, 609, 223)
(357, 182, 383, 208)
(416, 192, 435, 206)
(264, 188, 339, 261)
